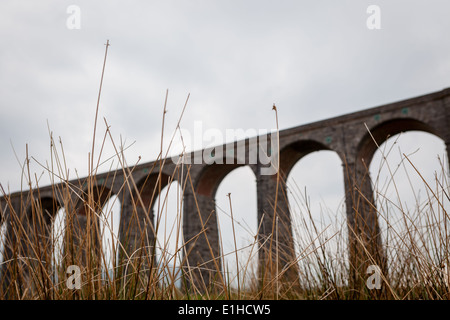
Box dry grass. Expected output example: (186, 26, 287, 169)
(0, 103, 448, 300)
(0, 44, 448, 300)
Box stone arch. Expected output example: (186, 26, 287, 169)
(75, 184, 114, 216)
(214, 165, 258, 287)
(153, 180, 185, 288)
(0, 219, 6, 265)
(98, 194, 122, 276)
(133, 171, 173, 212)
(278, 138, 346, 224)
(357, 118, 442, 167)
(256, 139, 345, 288)
(26, 196, 62, 228)
(368, 130, 448, 283)
(285, 148, 348, 286)
(51, 206, 66, 267)
(277, 139, 342, 240)
(352, 117, 445, 244)
(344, 117, 446, 291)
(118, 170, 175, 270)
(66, 184, 116, 267)
(195, 163, 246, 198)
(279, 139, 336, 179)
(24, 196, 62, 253)
(189, 160, 254, 239)
(184, 157, 254, 290)
(2, 195, 64, 291)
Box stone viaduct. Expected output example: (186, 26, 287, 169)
(1, 87, 449, 294)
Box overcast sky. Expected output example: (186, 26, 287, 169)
(1, 1, 449, 273)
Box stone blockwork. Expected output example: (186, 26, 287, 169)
(1, 88, 449, 293)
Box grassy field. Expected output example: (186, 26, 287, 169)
(0, 45, 448, 300)
(0, 106, 448, 300)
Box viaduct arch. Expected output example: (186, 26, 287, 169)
(0, 87, 449, 295)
